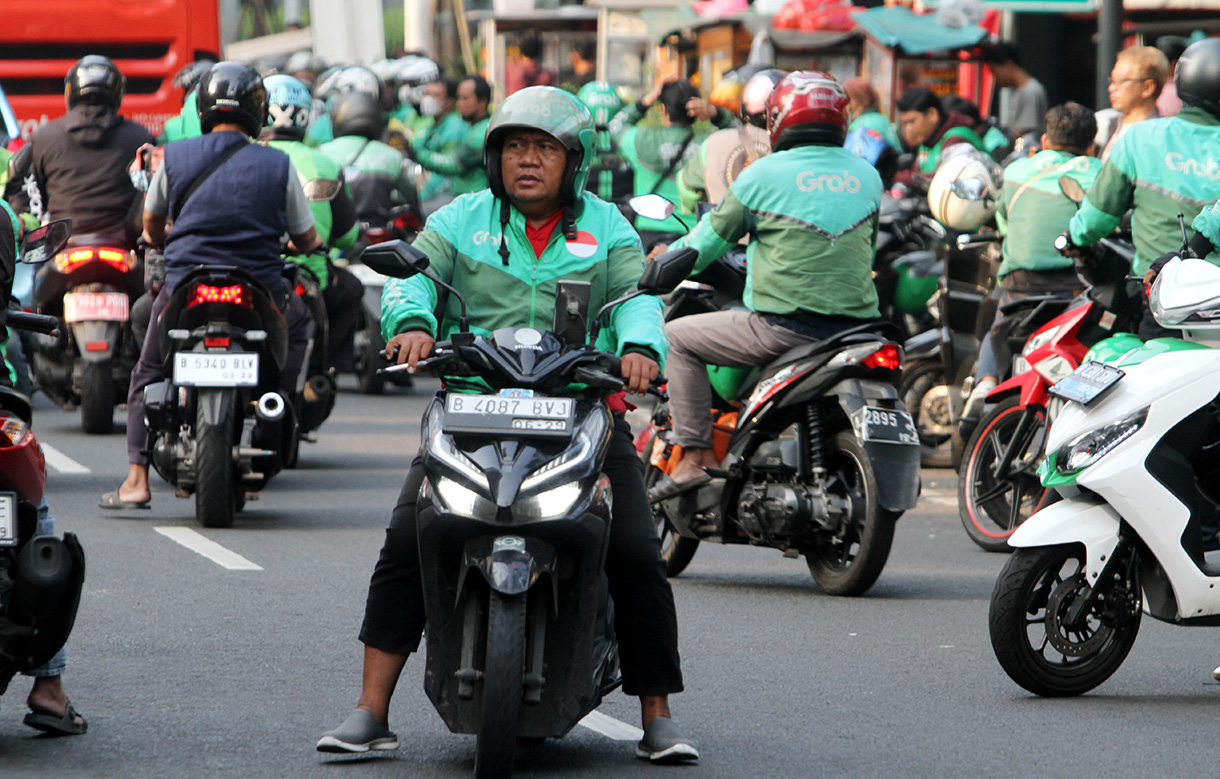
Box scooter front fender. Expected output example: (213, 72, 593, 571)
(989, 370, 1049, 409)
(1008, 498, 1121, 581)
(69, 320, 122, 362)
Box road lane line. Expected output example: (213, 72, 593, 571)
(40, 443, 90, 474)
(578, 710, 644, 742)
(154, 527, 263, 571)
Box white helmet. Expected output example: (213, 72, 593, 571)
(928, 146, 1001, 231)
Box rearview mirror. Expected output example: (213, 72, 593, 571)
(1058, 175, 1086, 204)
(629, 194, 676, 222)
(638, 247, 698, 296)
(949, 178, 989, 201)
(20, 218, 72, 265)
(302, 178, 343, 202)
(360, 240, 430, 279)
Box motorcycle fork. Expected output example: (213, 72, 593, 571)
(454, 581, 549, 705)
(992, 407, 1042, 480)
(1063, 534, 1139, 628)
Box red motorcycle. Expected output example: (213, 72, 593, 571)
(0, 220, 86, 697)
(957, 236, 1141, 551)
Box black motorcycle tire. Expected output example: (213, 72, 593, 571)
(195, 393, 236, 529)
(474, 590, 526, 779)
(959, 397, 1058, 553)
(806, 432, 897, 596)
(355, 304, 386, 395)
(899, 360, 953, 468)
(80, 360, 114, 435)
(643, 463, 700, 577)
(989, 543, 1141, 697)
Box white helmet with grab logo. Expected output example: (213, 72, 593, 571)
(927, 145, 1001, 231)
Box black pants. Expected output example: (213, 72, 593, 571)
(359, 413, 685, 697)
(322, 263, 363, 372)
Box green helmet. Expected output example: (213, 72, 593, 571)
(484, 86, 596, 207)
(576, 81, 623, 129)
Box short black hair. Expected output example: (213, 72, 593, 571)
(437, 75, 458, 100)
(1045, 102, 1096, 153)
(518, 33, 543, 61)
(984, 42, 1021, 67)
(574, 39, 597, 63)
(1157, 35, 1190, 64)
(942, 95, 980, 122)
(461, 75, 491, 104)
(659, 79, 700, 126)
(895, 87, 942, 116)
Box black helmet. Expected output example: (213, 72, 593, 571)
(65, 55, 125, 110)
(173, 59, 217, 95)
(1177, 38, 1220, 118)
(330, 91, 384, 140)
(196, 61, 267, 137)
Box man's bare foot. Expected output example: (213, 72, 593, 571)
(28, 676, 86, 731)
(117, 465, 152, 505)
(669, 448, 719, 483)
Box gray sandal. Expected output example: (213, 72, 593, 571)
(316, 710, 399, 753)
(636, 716, 699, 762)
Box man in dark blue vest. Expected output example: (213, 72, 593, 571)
(101, 62, 319, 510)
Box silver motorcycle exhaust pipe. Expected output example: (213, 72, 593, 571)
(255, 392, 286, 421)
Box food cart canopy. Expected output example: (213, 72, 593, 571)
(853, 7, 988, 56)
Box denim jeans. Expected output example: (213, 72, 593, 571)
(22, 497, 67, 678)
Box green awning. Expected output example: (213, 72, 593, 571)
(853, 7, 988, 55)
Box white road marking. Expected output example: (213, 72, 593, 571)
(578, 710, 644, 742)
(40, 443, 90, 474)
(154, 527, 263, 571)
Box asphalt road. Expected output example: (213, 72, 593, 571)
(2, 376, 1218, 778)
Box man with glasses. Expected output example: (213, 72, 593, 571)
(1100, 46, 1168, 160)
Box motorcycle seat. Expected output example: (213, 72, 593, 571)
(762, 321, 903, 375)
(66, 232, 131, 250)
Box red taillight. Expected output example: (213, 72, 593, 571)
(54, 246, 132, 274)
(295, 282, 306, 297)
(204, 336, 231, 348)
(393, 211, 421, 232)
(862, 344, 902, 370)
(85, 341, 109, 352)
(189, 284, 250, 308)
(364, 228, 393, 244)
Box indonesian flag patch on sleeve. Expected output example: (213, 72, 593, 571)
(566, 231, 599, 259)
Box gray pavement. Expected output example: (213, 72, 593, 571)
(2, 377, 1217, 777)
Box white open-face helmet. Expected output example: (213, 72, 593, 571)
(928, 145, 1001, 231)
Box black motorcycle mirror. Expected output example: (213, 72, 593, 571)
(20, 218, 72, 265)
(588, 247, 699, 343)
(1058, 176, 1086, 205)
(630, 194, 689, 231)
(361, 239, 471, 334)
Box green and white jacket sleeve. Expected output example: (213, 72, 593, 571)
(601, 213, 668, 369)
(669, 190, 750, 274)
(1068, 140, 1132, 247)
(380, 209, 460, 340)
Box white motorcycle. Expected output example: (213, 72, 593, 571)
(989, 255, 1220, 696)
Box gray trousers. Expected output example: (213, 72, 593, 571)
(666, 310, 820, 450)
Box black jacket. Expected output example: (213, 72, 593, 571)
(5, 104, 153, 241)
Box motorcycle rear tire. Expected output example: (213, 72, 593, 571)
(474, 590, 526, 779)
(959, 397, 1057, 553)
(355, 305, 386, 395)
(644, 463, 700, 577)
(806, 431, 897, 596)
(80, 360, 114, 435)
(990, 544, 1141, 696)
(195, 394, 236, 529)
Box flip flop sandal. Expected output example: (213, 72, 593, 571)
(23, 699, 88, 736)
(647, 473, 712, 503)
(98, 491, 151, 510)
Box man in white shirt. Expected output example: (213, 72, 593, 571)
(1100, 46, 1169, 160)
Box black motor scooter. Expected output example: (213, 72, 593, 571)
(362, 239, 693, 779)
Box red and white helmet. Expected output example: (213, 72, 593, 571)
(766, 71, 849, 152)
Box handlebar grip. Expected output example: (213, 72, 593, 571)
(7, 310, 59, 335)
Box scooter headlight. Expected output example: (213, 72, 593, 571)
(1053, 406, 1148, 474)
(427, 476, 498, 522)
(514, 481, 584, 521)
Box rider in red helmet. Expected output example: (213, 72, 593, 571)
(648, 71, 886, 497)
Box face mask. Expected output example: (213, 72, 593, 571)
(420, 95, 443, 117)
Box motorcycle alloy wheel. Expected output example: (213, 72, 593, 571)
(959, 398, 1056, 552)
(805, 431, 897, 596)
(474, 589, 526, 779)
(899, 360, 953, 467)
(990, 543, 1141, 697)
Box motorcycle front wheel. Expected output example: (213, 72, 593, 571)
(80, 359, 115, 434)
(989, 543, 1141, 697)
(806, 431, 897, 596)
(959, 398, 1057, 552)
(195, 392, 237, 529)
(474, 590, 526, 779)
(644, 463, 700, 577)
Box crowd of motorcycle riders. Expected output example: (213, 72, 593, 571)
(5, 29, 1220, 763)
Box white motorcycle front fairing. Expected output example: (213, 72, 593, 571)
(1011, 348, 1220, 621)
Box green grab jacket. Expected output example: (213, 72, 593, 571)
(266, 139, 358, 288)
(411, 112, 489, 202)
(671, 143, 883, 320)
(381, 189, 667, 368)
(1069, 107, 1220, 274)
(995, 149, 1100, 280)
